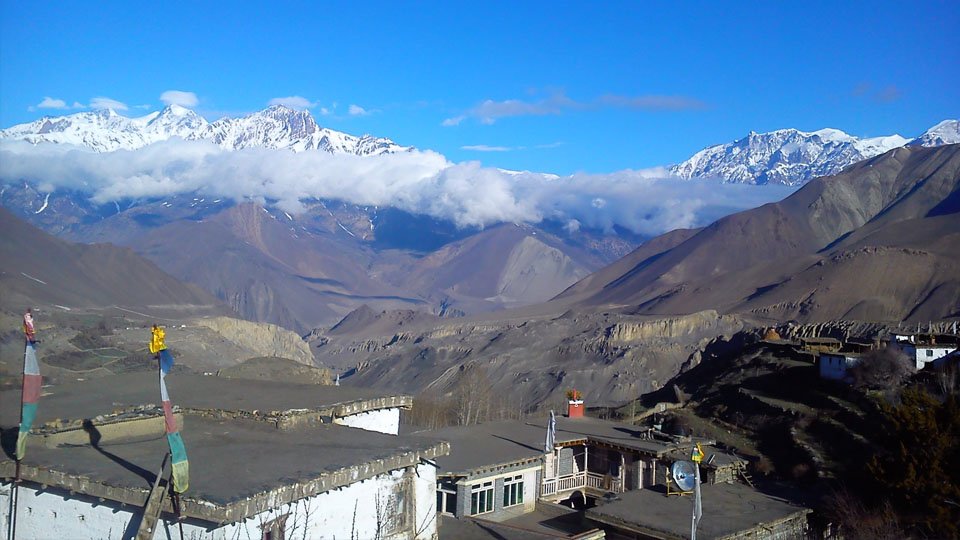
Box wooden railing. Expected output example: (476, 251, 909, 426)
(542, 472, 624, 498)
(541, 472, 585, 496)
(586, 473, 624, 493)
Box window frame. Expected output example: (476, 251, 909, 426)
(502, 474, 524, 507)
(470, 481, 494, 515)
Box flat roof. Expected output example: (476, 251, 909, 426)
(415, 417, 700, 476)
(2, 414, 447, 524)
(0, 372, 410, 429)
(439, 510, 602, 539)
(587, 483, 810, 540)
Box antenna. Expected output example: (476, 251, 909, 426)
(670, 461, 696, 491)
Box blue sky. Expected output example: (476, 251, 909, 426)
(1, 1, 957, 175)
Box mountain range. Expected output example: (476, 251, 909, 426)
(564, 143, 960, 322)
(0, 104, 408, 155)
(1, 106, 958, 333)
(0, 181, 619, 332)
(310, 143, 960, 407)
(670, 120, 959, 185)
(2, 105, 955, 187)
(2, 109, 957, 408)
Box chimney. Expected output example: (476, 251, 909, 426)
(566, 389, 584, 418)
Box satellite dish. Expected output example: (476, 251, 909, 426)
(671, 461, 697, 491)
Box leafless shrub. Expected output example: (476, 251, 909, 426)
(934, 364, 959, 398)
(753, 456, 775, 476)
(848, 347, 912, 392)
(822, 488, 904, 540)
(404, 363, 528, 428)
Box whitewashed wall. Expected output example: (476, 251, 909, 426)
(335, 407, 401, 435)
(819, 354, 855, 380)
(1, 463, 438, 540)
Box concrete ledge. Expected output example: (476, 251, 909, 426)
(40, 414, 184, 448)
(1, 440, 450, 525)
(181, 394, 412, 430)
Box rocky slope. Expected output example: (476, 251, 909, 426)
(566, 144, 960, 324)
(311, 307, 747, 409)
(192, 316, 314, 365)
(0, 206, 228, 317)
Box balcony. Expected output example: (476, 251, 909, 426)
(541, 472, 623, 498)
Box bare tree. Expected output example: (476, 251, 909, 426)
(453, 364, 493, 426)
(848, 347, 913, 391)
(934, 364, 959, 398)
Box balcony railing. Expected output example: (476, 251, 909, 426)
(541, 472, 624, 498)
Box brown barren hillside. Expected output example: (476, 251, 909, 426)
(0, 206, 228, 318)
(564, 144, 960, 323)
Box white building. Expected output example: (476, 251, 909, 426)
(819, 352, 864, 381)
(1, 373, 447, 539)
(889, 332, 958, 370)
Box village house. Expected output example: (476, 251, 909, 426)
(1, 373, 448, 539)
(586, 481, 811, 540)
(889, 332, 959, 370)
(412, 398, 807, 539)
(818, 350, 865, 381)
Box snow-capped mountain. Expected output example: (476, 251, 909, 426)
(908, 120, 960, 148)
(670, 120, 957, 185)
(0, 104, 409, 156)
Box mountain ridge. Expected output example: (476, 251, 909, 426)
(670, 120, 959, 185)
(0, 104, 408, 155)
(570, 144, 960, 322)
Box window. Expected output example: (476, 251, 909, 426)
(926, 349, 934, 357)
(503, 475, 524, 507)
(470, 481, 494, 514)
(437, 480, 457, 515)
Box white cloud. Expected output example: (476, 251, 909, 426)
(461, 145, 512, 152)
(89, 97, 128, 111)
(348, 104, 370, 116)
(0, 139, 795, 236)
(441, 115, 465, 127)
(268, 96, 317, 110)
(160, 90, 199, 107)
(36, 97, 68, 109)
(29, 97, 86, 112)
(446, 92, 706, 125)
(535, 141, 565, 149)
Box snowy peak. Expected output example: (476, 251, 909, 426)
(0, 105, 409, 156)
(909, 120, 960, 147)
(144, 105, 210, 138)
(671, 120, 956, 185)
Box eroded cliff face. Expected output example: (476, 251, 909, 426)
(194, 316, 315, 365)
(311, 309, 746, 409)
